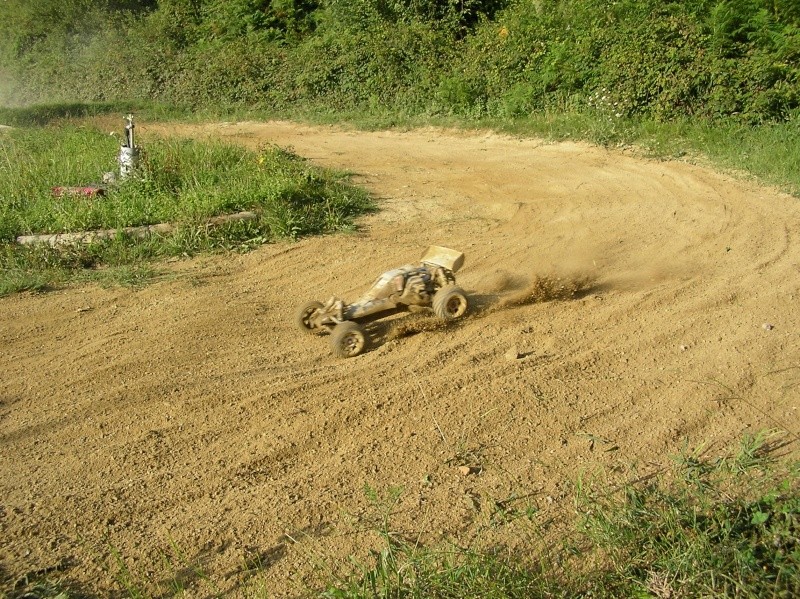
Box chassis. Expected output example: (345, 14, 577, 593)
(296, 246, 469, 358)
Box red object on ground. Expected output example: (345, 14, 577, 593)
(51, 185, 106, 198)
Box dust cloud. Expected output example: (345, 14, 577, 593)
(495, 273, 594, 307)
(477, 270, 595, 312)
(387, 271, 594, 340)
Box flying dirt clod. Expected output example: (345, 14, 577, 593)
(296, 246, 469, 358)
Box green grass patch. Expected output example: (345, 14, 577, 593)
(574, 434, 800, 598)
(6, 100, 798, 198)
(0, 124, 374, 295)
(0, 103, 217, 128)
(4, 434, 797, 598)
(325, 434, 799, 599)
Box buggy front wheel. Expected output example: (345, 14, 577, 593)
(296, 300, 324, 333)
(432, 285, 468, 321)
(330, 321, 367, 358)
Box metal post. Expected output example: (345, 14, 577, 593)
(118, 114, 139, 180)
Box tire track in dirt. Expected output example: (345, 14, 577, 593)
(1, 121, 799, 596)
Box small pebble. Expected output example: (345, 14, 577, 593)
(458, 465, 481, 476)
(762, 323, 774, 331)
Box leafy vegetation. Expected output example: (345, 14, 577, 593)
(0, 125, 373, 294)
(1, 1, 798, 124)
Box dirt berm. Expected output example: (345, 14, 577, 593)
(1, 121, 799, 596)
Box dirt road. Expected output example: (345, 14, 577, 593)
(2, 121, 799, 596)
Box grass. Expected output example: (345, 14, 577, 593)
(324, 433, 798, 599)
(573, 433, 799, 598)
(3, 102, 799, 197)
(3, 434, 797, 598)
(0, 102, 188, 127)
(0, 122, 374, 295)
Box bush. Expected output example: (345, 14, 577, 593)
(1, 0, 798, 120)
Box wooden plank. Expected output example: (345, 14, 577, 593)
(15, 211, 259, 247)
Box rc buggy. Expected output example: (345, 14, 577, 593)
(297, 246, 469, 358)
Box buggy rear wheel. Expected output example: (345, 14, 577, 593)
(433, 285, 468, 320)
(330, 321, 367, 358)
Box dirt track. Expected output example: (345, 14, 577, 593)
(2, 121, 799, 596)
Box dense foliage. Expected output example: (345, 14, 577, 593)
(0, 0, 799, 122)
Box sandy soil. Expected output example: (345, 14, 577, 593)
(1, 121, 799, 597)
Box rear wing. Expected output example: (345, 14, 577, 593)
(421, 246, 465, 273)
